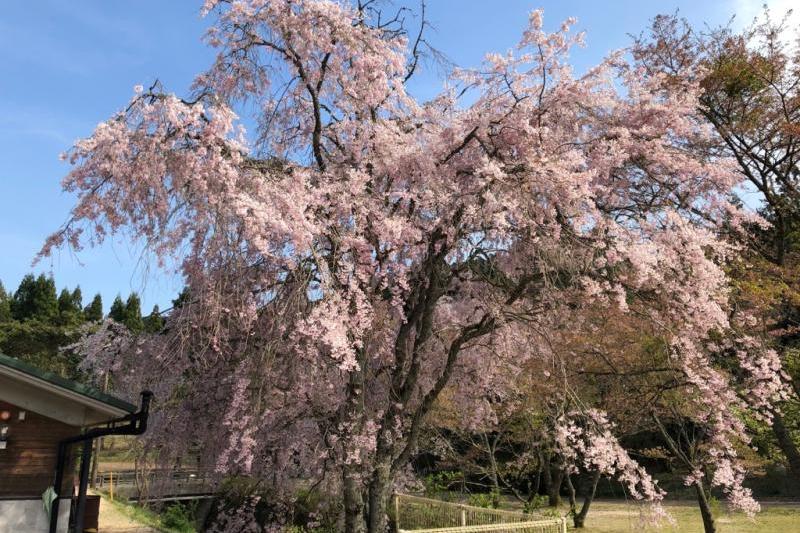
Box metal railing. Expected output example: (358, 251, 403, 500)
(395, 494, 567, 533)
(96, 468, 216, 502)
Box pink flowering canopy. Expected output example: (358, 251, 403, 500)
(43, 1, 787, 529)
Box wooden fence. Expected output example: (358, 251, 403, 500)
(394, 494, 567, 533)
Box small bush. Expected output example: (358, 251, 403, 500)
(523, 495, 549, 513)
(161, 503, 195, 533)
(467, 492, 495, 508)
(423, 471, 463, 499)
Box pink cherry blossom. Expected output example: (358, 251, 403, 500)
(46, 2, 788, 530)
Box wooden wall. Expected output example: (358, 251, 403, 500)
(0, 399, 79, 497)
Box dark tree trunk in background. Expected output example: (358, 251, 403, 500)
(541, 454, 564, 507)
(772, 412, 800, 480)
(547, 465, 564, 507)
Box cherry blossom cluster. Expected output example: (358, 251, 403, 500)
(44, 1, 789, 528)
(555, 410, 667, 520)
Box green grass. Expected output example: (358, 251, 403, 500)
(95, 491, 197, 533)
(100, 493, 166, 531)
(578, 501, 800, 532)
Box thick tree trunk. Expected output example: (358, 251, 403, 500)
(547, 466, 564, 507)
(573, 470, 601, 528)
(344, 466, 366, 533)
(694, 482, 716, 533)
(772, 412, 800, 480)
(367, 461, 392, 533)
(541, 454, 564, 507)
(541, 452, 551, 499)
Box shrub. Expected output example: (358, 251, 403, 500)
(467, 492, 496, 509)
(523, 495, 549, 513)
(161, 503, 195, 533)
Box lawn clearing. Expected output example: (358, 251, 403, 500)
(579, 501, 800, 532)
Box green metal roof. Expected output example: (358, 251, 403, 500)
(0, 352, 137, 413)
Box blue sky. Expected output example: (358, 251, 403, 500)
(0, 0, 779, 312)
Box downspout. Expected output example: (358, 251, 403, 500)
(49, 391, 152, 533)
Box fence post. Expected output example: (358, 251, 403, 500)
(109, 471, 114, 502)
(560, 516, 567, 533)
(394, 493, 400, 532)
(460, 505, 466, 526)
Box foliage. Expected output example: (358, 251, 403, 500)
(423, 471, 463, 499)
(11, 273, 58, 321)
(108, 294, 146, 332)
(144, 305, 166, 333)
(43, 1, 789, 531)
(0, 273, 145, 379)
(100, 492, 196, 533)
(0, 282, 12, 323)
(109, 295, 125, 323)
(84, 293, 104, 322)
(161, 503, 197, 533)
(634, 11, 800, 515)
(523, 495, 549, 514)
(57, 286, 83, 326)
(467, 491, 499, 509)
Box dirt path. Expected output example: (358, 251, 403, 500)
(97, 496, 159, 533)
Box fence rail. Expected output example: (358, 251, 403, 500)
(96, 468, 216, 501)
(395, 494, 566, 533)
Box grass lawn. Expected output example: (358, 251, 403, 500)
(93, 490, 196, 533)
(579, 501, 800, 532)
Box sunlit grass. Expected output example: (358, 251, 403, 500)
(579, 501, 800, 532)
(93, 490, 196, 533)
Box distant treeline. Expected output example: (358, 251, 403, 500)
(0, 273, 165, 377)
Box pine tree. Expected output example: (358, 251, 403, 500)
(171, 288, 190, 309)
(71, 287, 83, 313)
(0, 281, 11, 323)
(143, 305, 166, 333)
(57, 287, 83, 326)
(123, 293, 144, 332)
(109, 295, 126, 323)
(57, 288, 72, 318)
(84, 293, 103, 322)
(11, 274, 58, 321)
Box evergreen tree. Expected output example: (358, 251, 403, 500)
(57, 287, 83, 326)
(109, 295, 126, 323)
(143, 305, 166, 333)
(71, 287, 83, 313)
(57, 288, 72, 317)
(84, 293, 103, 322)
(1, 275, 82, 378)
(0, 281, 11, 323)
(171, 288, 190, 309)
(11, 274, 58, 321)
(58, 289, 73, 314)
(123, 293, 144, 332)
